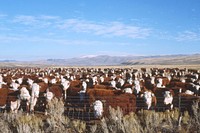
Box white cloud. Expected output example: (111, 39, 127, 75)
(12, 15, 57, 28)
(39, 15, 60, 20)
(0, 13, 7, 18)
(175, 31, 200, 41)
(0, 34, 132, 46)
(57, 19, 151, 39)
(11, 15, 151, 39)
(13, 15, 38, 25)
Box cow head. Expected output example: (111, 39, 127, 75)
(133, 80, 141, 95)
(82, 81, 87, 91)
(141, 91, 155, 110)
(110, 80, 116, 88)
(10, 82, 20, 90)
(44, 89, 54, 101)
(163, 91, 173, 110)
(156, 78, 165, 88)
(50, 78, 57, 84)
(185, 90, 194, 95)
(123, 88, 133, 94)
(61, 80, 70, 91)
(27, 78, 34, 86)
(43, 78, 49, 84)
(93, 100, 103, 119)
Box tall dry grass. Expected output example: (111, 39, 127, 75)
(0, 99, 199, 133)
(88, 106, 196, 133)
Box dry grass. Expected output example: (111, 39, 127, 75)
(0, 98, 199, 133)
(1, 63, 200, 70)
(44, 98, 86, 133)
(88, 105, 198, 133)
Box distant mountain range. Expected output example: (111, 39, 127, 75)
(0, 54, 200, 67)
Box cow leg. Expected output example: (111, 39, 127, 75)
(26, 102, 30, 115)
(30, 97, 37, 113)
(64, 90, 67, 100)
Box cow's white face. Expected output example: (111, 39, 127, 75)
(118, 78, 125, 86)
(167, 75, 171, 81)
(143, 91, 154, 109)
(100, 76, 104, 83)
(194, 74, 199, 80)
(93, 100, 103, 118)
(92, 76, 98, 85)
(164, 91, 173, 105)
(45, 91, 54, 101)
(191, 78, 196, 82)
(123, 88, 132, 94)
(180, 78, 186, 83)
(185, 90, 194, 95)
(110, 80, 116, 88)
(134, 80, 140, 86)
(150, 77, 155, 84)
(43, 78, 48, 84)
(156, 78, 165, 88)
(127, 78, 133, 85)
(11, 82, 20, 90)
(62, 80, 70, 91)
(50, 78, 57, 84)
(195, 85, 200, 91)
(82, 81, 87, 91)
(17, 78, 23, 84)
(27, 78, 34, 86)
(157, 78, 163, 84)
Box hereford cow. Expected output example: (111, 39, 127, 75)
(138, 90, 157, 110)
(177, 93, 200, 115)
(0, 88, 9, 112)
(7, 89, 20, 113)
(86, 88, 136, 117)
(154, 88, 174, 111)
(19, 86, 31, 113)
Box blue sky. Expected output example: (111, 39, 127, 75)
(0, 0, 200, 61)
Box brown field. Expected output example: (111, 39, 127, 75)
(59, 64, 200, 70)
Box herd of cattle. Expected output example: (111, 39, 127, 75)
(0, 67, 200, 119)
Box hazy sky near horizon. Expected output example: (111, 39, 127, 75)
(0, 0, 200, 60)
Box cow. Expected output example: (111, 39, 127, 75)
(0, 87, 9, 112)
(133, 79, 141, 96)
(86, 88, 136, 117)
(19, 86, 31, 113)
(29, 83, 40, 113)
(138, 90, 157, 110)
(61, 80, 70, 100)
(7, 89, 21, 113)
(154, 88, 175, 111)
(177, 93, 200, 115)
